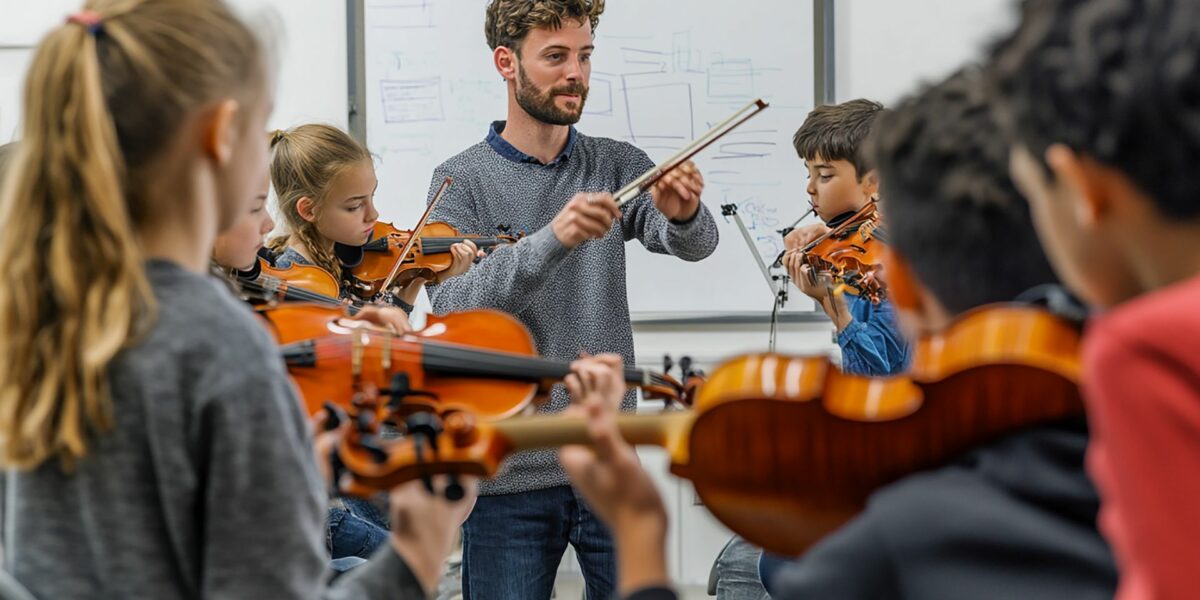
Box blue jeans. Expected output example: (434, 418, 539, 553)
(462, 485, 615, 600)
(327, 496, 388, 561)
(713, 536, 769, 600)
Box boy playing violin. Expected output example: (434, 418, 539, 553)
(991, 0, 1200, 596)
(781, 99, 909, 377)
(714, 99, 913, 600)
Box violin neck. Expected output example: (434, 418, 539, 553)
(420, 343, 674, 391)
(236, 276, 355, 313)
(492, 412, 692, 455)
(363, 236, 508, 255)
(419, 237, 508, 253)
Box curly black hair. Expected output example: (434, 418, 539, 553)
(988, 0, 1200, 219)
(869, 68, 1059, 315)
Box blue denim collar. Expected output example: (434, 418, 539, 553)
(485, 120, 578, 167)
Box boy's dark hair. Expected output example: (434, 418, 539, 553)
(792, 98, 883, 180)
(988, 0, 1200, 219)
(869, 69, 1058, 315)
(485, 0, 605, 53)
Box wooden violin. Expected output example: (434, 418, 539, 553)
(343, 221, 518, 299)
(332, 304, 1082, 556)
(234, 257, 363, 314)
(778, 200, 888, 303)
(257, 303, 695, 419)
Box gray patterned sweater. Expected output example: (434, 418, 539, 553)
(426, 122, 719, 496)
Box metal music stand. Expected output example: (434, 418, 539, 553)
(720, 204, 791, 352)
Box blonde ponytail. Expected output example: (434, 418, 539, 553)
(0, 0, 263, 470)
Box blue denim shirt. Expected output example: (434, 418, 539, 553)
(837, 293, 910, 376)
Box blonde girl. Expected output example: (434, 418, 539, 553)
(267, 124, 481, 313)
(0, 1, 470, 597)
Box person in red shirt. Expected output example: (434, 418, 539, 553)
(990, 0, 1200, 598)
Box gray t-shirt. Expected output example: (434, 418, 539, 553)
(0, 260, 425, 599)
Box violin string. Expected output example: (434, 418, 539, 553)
(238, 278, 364, 312)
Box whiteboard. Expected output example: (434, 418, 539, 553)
(370, 0, 819, 317)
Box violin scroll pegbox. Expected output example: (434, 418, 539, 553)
(402, 411, 466, 501)
(661, 354, 705, 407)
(335, 407, 487, 501)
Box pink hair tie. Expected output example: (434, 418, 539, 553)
(66, 10, 104, 35)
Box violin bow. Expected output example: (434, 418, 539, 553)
(613, 99, 769, 207)
(378, 177, 452, 295)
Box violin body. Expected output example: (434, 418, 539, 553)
(235, 257, 360, 314)
(260, 303, 692, 419)
(264, 305, 543, 419)
(801, 202, 887, 303)
(346, 221, 517, 299)
(335, 305, 1083, 557)
(255, 257, 343, 300)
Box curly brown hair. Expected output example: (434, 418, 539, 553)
(485, 0, 605, 53)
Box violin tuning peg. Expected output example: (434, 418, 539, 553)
(421, 474, 436, 495)
(680, 356, 693, 374)
(444, 474, 465, 501)
(662, 354, 674, 375)
(405, 411, 442, 438)
(358, 435, 388, 464)
(321, 401, 344, 431)
(354, 410, 375, 434)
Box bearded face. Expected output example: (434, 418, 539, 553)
(514, 59, 589, 126)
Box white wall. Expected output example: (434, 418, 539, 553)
(223, 0, 350, 130)
(835, 0, 1018, 104)
(0, 0, 74, 142)
(0, 0, 348, 142)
